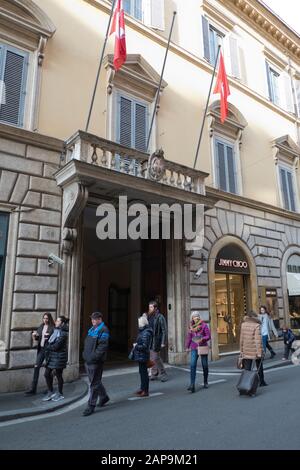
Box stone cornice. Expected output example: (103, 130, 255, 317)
(0, 123, 64, 152)
(218, 0, 300, 62)
(206, 186, 300, 222)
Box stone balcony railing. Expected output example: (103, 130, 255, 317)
(65, 130, 208, 196)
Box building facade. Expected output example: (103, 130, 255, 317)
(0, 0, 300, 391)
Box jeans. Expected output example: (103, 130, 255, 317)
(85, 363, 108, 407)
(139, 362, 149, 392)
(190, 349, 209, 386)
(262, 335, 275, 354)
(242, 358, 265, 384)
(30, 347, 46, 392)
(44, 367, 64, 394)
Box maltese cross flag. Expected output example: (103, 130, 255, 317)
(213, 51, 230, 123)
(110, 0, 127, 71)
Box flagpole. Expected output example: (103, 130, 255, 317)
(146, 11, 177, 152)
(193, 45, 221, 169)
(85, 0, 117, 132)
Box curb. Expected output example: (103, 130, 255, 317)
(209, 359, 292, 374)
(0, 382, 88, 423)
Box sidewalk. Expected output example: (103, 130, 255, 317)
(0, 379, 88, 423)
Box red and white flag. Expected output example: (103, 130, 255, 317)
(213, 51, 230, 123)
(110, 0, 127, 71)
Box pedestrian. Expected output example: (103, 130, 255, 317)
(240, 310, 267, 390)
(82, 312, 110, 417)
(25, 312, 55, 395)
(132, 314, 153, 397)
(186, 311, 211, 393)
(282, 325, 296, 361)
(259, 306, 278, 358)
(147, 300, 168, 382)
(43, 316, 69, 402)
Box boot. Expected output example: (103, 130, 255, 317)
(189, 385, 195, 393)
(203, 368, 209, 388)
(270, 351, 276, 359)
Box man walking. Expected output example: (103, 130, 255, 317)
(259, 306, 278, 358)
(82, 312, 110, 417)
(148, 300, 168, 382)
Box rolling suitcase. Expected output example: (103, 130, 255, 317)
(236, 360, 262, 397)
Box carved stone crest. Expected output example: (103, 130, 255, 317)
(148, 148, 165, 182)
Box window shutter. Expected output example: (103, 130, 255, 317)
(144, 0, 165, 31)
(287, 171, 296, 211)
(217, 142, 227, 191)
(280, 168, 290, 210)
(134, 102, 147, 152)
(0, 46, 28, 127)
(119, 96, 133, 147)
(229, 36, 240, 79)
(202, 16, 210, 62)
(265, 61, 272, 100)
(226, 145, 237, 194)
(281, 71, 294, 113)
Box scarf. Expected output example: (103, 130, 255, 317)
(88, 322, 104, 338)
(190, 318, 202, 333)
(48, 328, 61, 344)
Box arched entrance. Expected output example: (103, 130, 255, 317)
(282, 247, 300, 338)
(209, 236, 258, 360)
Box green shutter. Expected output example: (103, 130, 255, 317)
(217, 142, 227, 191)
(119, 96, 132, 147)
(134, 102, 147, 152)
(0, 45, 28, 127)
(226, 145, 237, 194)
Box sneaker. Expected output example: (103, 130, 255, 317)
(282, 357, 287, 361)
(42, 391, 55, 401)
(82, 406, 95, 417)
(98, 395, 110, 407)
(51, 393, 64, 402)
(160, 375, 168, 382)
(25, 389, 36, 396)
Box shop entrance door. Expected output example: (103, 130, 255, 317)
(215, 273, 248, 352)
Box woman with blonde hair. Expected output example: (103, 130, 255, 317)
(186, 311, 211, 393)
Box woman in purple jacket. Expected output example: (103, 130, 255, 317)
(186, 311, 211, 393)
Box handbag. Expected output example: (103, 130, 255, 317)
(198, 345, 209, 355)
(237, 355, 244, 370)
(128, 346, 135, 361)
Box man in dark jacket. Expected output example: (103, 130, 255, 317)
(82, 312, 110, 416)
(148, 300, 168, 382)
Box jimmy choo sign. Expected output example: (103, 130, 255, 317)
(215, 244, 250, 274)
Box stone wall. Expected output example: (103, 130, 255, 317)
(0, 128, 63, 392)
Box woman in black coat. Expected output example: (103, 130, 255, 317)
(43, 316, 69, 402)
(133, 314, 153, 397)
(25, 313, 55, 395)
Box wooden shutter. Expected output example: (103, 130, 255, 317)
(216, 142, 227, 191)
(265, 61, 272, 101)
(119, 96, 133, 147)
(229, 36, 240, 79)
(279, 167, 296, 211)
(144, 0, 165, 31)
(0, 45, 28, 127)
(226, 145, 237, 194)
(281, 71, 294, 113)
(286, 171, 296, 211)
(202, 16, 210, 62)
(134, 102, 147, 152)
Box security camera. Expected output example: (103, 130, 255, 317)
(48, 253, 64, 267)
(194, 266, 203, 279)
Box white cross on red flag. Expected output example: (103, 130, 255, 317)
(109, 0, 127, 71)
(213, 51, 230, 123)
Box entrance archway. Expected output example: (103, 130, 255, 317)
(209, 236, 258, 360)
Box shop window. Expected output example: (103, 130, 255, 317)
(0, 213, 9, 319)
(287, 254, 300, 339)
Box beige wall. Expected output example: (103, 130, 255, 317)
(32, 0, 299, 209)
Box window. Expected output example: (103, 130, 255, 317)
(202, 17, 224, 65)
(117, 94, 148, 152)
(124, 0, 143, 21)
(0, 43, 28, 127)
(110, 0, 165, 29)
(266, 62, 280, 105)
(0, 213, 9, 319)
(214, 138, 237, 194)
(279, 166, 297, 212)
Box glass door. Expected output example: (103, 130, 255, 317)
(216, 273, 247, 352)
